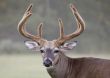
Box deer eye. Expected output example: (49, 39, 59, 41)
(54, 50, 59, 53)
(40, 50, 45, 53)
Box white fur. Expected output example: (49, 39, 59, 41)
(24, 41, 40, 51)
(60, 41, 77, 51)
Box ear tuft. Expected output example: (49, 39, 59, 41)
(60, 41, 77, 51)
(24, 40, 40, 51)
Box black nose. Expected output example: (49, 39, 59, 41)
(43, 59, 52, 67)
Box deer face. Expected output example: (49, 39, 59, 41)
(18, 4, 85, 67)
(25, 40, 77, 67)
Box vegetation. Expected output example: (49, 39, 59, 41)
(0, 0, 110, 54)
(0, 55, 50, 78)
(0, 0, 110, 78)
(0, 54, 110, 78)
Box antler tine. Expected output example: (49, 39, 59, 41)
(26, 3, 33, 12)
(58, 18, 64, 39)
(18, 4, 45, 45)
(65, 4, 85, 38)
(37, 23, 43, 38)
(64, 4, 85, 40)
(56, 4, 85, 46)
(18, 4, 34, 39)
(70, 4, 85, 29)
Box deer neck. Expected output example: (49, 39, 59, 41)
(47, 52, 69, 78)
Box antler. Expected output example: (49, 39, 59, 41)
(18, 4, 46, 45)
(55, 4, 85, 46)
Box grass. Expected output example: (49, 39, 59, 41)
(0, 55, 50, 78)
(0, 54, 110, 78)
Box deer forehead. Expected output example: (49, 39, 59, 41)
(42, 40, 57, 49)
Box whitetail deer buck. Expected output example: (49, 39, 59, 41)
(18, 3, 110, 78)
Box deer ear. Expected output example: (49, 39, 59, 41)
(24, 41, 40, 51)
(60, 41, 77, 51)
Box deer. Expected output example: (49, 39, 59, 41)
(18, 3, 110, 78)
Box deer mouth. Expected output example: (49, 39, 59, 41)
(43, 59, 52, 67)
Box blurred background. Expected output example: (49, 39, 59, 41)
(0, 0, 110, 78)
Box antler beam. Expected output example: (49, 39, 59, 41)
(56, 4, 85, 46)
(18, 4, 45, 45)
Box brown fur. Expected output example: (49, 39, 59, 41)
(47, 52, 110, 78)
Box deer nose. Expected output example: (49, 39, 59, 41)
(43, 58, 52, 67)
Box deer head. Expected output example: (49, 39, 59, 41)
(18, 4, 85, 67)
